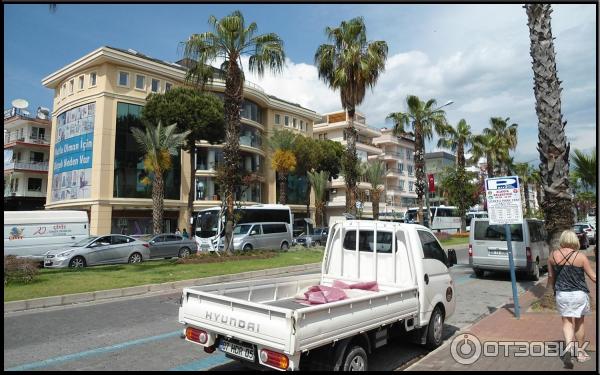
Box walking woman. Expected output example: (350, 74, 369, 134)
(547, 230, 596, 368)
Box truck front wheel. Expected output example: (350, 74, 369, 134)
(425, 306, 445, 349)
(342, 345, 368, 371)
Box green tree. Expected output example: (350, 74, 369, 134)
(131, 122, 190, 234)
(268, 129, 298, 204)
(471, 133, 497, 178)
(439, 167, 479, 232)
(387, 95, 448, 225)
(363, 160, 386, 220)
(307, 170, 330, 228)
(315, 17, 388, 215)
(483, 117, 518, 176)
(526, 3, 575, 250)
(141, 88, 225, 234)
(182, 10, 285, 252)
(515, 162, 535, 216)
(437, 118, 474, 172)
(571, 149, 596, 191)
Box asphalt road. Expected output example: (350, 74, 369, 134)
(4, 246, 547, 371)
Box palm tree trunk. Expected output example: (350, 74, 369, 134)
(278, 172, 287, 204)
(187, 142, 196, 236)
(524, 182, 531, 215)
(152, 169, 165, 234)
(372, 191, 380, 220)
(345, 109, 359, 216)
(414, 123, 425, 225)
(526, 3, 575, 250)
(486, 153, 494, 178)
(222, 61, 243, 253)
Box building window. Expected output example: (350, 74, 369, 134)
(90, 72, 97, 87)
(165, 82, 173, 92)
(284, 116, 289, 126)
(118, 71, 130, 87)
(406, 148, 412, 160)
(399, 180, 405, 191)
(78, 76, 85, 90)
(30, 151, 44, 163)
(300, 120, 304, 131)
(151, 78, 160, 93)
(62, 84, 67, 98)
(69, 80, 74, 94)
(275, 114, 280, 125)
(10, 178, 19, 192)
(398, 163, 404, 173)
(27, 178, 43, 192)
(241, 99, 263, 123)
(135, 75, 146, 90)
(408, 164, 413, 176)
(293, 118, 297, 128)
(409, 181, 414, 192)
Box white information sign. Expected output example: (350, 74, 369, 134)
(485, 176, 523, 225)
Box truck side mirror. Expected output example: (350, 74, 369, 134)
(250, 230, 257, 236)
(447, 249, 458, 268)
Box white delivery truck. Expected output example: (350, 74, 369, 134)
(178, 220, 458, 371)
(4, 210, 89, 262)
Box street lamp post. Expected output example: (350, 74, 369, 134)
(423, 100, 453, 228)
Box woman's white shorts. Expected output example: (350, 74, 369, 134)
(555, 291, 591, 318)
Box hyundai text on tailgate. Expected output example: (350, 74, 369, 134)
(178, 220, 458, 371)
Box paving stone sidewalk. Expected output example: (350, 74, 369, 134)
(407, 253, 597, 371)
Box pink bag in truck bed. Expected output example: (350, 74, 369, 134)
(295, 281, 379, 305)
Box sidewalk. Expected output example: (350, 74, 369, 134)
(407, 252, 597, 371)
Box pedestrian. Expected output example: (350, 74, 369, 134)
(547, 229, 596, 368)
(182, 228, 189, 239)
(175, 228, 181, 235)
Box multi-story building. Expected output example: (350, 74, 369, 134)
(425, 150, 456, 206)
(312, 110, 382, 225)
(42, 46, 320, 235)
(372, 127, 418, 219)
(4, 107, 52, 210)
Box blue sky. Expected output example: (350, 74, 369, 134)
(4, 4, 596, 164)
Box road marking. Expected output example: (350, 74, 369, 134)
(169, 353, 232, 371)
(5, 330, 181, 371)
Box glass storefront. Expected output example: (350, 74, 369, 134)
(114, 103, 181, 199)
(239, 124, 262, 148)
(277, 173, 309, 205)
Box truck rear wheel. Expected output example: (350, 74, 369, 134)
(425, 306, 444, 349)
(342, 345, 368, 371)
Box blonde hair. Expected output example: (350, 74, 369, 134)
(559, 230, 581, 251)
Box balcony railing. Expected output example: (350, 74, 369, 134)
(4, 134, 50, 146)
(4, 161, 49, 171)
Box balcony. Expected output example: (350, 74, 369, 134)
(4, 133, 50, 146)
(4, 161, 49, 172)
(386, 168, 405, 177)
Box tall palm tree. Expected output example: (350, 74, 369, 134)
(268, 129, 298, 204)
(315, 17, 388, 215)
(387, 95, 448, 225)
(437, 119, 474, 172)
(363, 161, 386, 220)
(470, 133, 497, 179)
(515, 162, 534, 216)
(483, 117, 518, 175)
(530, 168, 543, 210)
(182, 10, 285, 252)
(307, 170, 330, 227)
(525, 3, 575, 250)
(571, 149, 596, 190)
(131, 122, 190, 234)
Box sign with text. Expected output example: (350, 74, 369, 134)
(485, 176, 523, 225)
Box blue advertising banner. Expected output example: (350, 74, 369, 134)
(51, 103, 95, 202)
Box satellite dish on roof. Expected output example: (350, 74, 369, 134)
(37, 107, 50, 120)
(12, 98, 29, 109)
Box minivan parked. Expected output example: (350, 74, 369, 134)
(232, 222, 292, 251)
(469, 218, 549, 281)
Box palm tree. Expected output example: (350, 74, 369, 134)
(387, 95, 448, 225)
(525, 3, 575, 250)
(131, 122, 190, 234)
(307, 170, 330, 227)
(268, 129, 298, 204)
(363, 161, 386, 220)
(182, 10, 285, 252)
(483, 117, 518, 175)
(530, 168, 543, 210)
(437, 119, 474, 172)
(571, 149, 596, 190)
(470, 133, 497, 179)
(515, 162, 534, 216)
(315, 17, 388, 216)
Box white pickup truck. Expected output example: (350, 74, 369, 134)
(178, 220, 458, 371)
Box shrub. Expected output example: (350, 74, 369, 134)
(175, 250, 279, 264)
(452, 232, 470, 238)
(4, 256, 40, 285)
(434, 232, 452, 241)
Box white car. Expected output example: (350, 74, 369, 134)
(574, 223, 596, 245)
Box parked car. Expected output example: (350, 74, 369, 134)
(469, 218, 549, 281)
(141, 234, 198, 259)
(295, 227, 329, 247)
(179, 220, 458, 371)
(573, 225, 590, 249)
(574, 222, 596, 245)
(232, 222, 292, 251)
(43, 235, 150, 268)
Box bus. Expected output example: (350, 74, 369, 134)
(194, 204, 293, 251)
(466, 211, 488, 231)
(404, 206, 461, 232)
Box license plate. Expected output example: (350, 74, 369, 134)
(489, 250, 507, 256)
(45, 262, 53, 266)
(219, 339, 255, 361)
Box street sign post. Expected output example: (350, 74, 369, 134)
(485, 176, 523, 319)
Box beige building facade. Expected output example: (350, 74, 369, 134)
(41, 46, 320, 236)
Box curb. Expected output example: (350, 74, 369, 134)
(4, 262, 322, 313)
(401, 274, 549, 371)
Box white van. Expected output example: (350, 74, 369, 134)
(469, 218, 549, 280)
(4, 210, 89, 262)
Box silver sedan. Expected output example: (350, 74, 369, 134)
(141, 234, 198, 259)
(44, 235, 150, 268)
